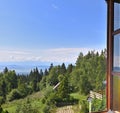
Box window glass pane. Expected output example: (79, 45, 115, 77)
(114, 3, 120, 30)
(113, 34, 120, 71)
(113, 75, 120, 111)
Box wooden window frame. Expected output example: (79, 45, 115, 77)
(81, 0, 120, 113)
(112, 0, 120, 112)
(93, 0, 120, 113)
(91, 0, 113, 112)
(92, 0, 119, 112)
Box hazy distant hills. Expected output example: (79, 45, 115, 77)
(0, 61, 50, 75)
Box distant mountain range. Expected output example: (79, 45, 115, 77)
(0, 61, 70, 75)
(0, 61, 50, 75)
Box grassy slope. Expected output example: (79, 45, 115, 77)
(2, 92, 86, 113)
(70, 93, 87, 100)
(2, 91, 45, 113)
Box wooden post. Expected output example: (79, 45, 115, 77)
(106, 0, 114, 110)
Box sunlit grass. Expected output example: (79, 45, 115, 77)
(2, 91, 44, 113)
(2, 92, 87, 113)
(70, 92, 87, 100)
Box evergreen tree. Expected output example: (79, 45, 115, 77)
(57, 75, 70, 99)
(80, 75, 92, 95)
(3, 67, 8, 74)
(0, 80, 6, 98)
(47, 67, 59, 86)
(60, 63, 66, 75)
(4, 70, 17, 92)
(31, 79, 38, 92)
(49, 63, 53, 71)
(44, 69, 49, 76)
(40, 69, 43, 76)
(66, 64, 73, 74)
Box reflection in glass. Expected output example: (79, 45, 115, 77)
(113, 75, 120, 111)
(114, 3, 120, 30)
(113, 34, 120, 72)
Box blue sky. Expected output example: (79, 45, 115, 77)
(0, 0, 107, 64)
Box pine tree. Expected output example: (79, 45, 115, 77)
(57, 75, 70, 99)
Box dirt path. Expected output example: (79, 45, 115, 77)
(56, 105, 74, 113)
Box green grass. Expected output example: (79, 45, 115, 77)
(2, 92, 87, 113)
(2, 99, 24, 113)
(70, 92, 87, 100)
(2, 91, 45, 113)
(3, 104, 16, 113)
(70, 92, 87, 113)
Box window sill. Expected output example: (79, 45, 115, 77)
(91, 111, 107, 113)
(91, 111, 120, 113)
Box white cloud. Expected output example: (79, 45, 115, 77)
(0, 48, 101, 63)
(40, 48, 101, 63)
(0, 49, 31, 62)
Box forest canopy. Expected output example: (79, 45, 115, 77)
(0, 49, 106, 112)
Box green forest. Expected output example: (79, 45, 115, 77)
(0, 49, 106, 113)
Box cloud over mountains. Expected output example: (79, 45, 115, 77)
(0, 48, 101, 63)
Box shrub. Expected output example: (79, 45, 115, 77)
(80, 100, 89, 113)
(0, 105, 9, 113)
(41, 98, 46, 104)
(7, 89, 22, 101)
(16, 98, 39, 113)
(0, 96, 5, 104)
(43, 105, 50, 113)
